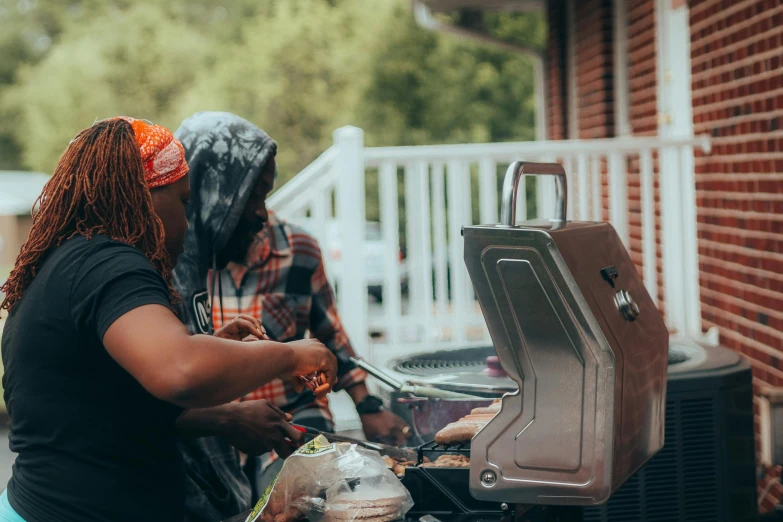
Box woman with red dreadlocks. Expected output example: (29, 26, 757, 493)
(0, 118, 337, 522)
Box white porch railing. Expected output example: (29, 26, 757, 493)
(269, 126, 712, 365)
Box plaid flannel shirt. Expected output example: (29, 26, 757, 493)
(209, 211, 366, 426)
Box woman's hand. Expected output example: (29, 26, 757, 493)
(213, 314, 267, 341)
(284, 339, 338, 398)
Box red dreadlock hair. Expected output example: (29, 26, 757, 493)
(0, 118, 179, 312)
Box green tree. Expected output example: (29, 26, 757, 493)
(356, 5, 540, 148)
(173, 0, 394, 181)
(2, 0, 543, 195)
(3, 3, 209, 172)
(0, 0, 74, 169)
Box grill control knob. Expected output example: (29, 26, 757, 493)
(615, 290, 640, 322)
(481, 470, 497, 488)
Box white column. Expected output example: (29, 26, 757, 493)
(334, 126, 368, 358)
(656, 0, 703, 338)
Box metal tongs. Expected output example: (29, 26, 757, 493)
(350, 357, 478, 399)
(292, 424, 418, 462)
(300, 371, 322, 392)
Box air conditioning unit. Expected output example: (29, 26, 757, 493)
(582, 340, 757, 522)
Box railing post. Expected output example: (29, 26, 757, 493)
(334, 126, 368, 359)
(679, 144, 705, 339)
(640, 149, 658, 306)
(608, 152, 629, 246)
(659, 145, 686, 335)
(379, 161, 401, 347)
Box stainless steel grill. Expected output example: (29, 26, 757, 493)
(463, 161, 670, 507)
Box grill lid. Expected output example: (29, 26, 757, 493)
(463, 162, 669, 507)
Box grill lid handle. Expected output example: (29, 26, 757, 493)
(500, 161, 567, 226)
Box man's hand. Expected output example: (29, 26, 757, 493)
(221, 400, 303, 458)
(347, 383, 412, 446)
(214, 314, 267, 341)
(361, 410, 411, 446)
(285, 339, 338, 398)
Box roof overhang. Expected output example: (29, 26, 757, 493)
(0, 172, 50, 216)
(417, 0, 544, 13)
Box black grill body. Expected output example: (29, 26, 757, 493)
(402, 468, 501, 515)
(401, 466, 584, 521)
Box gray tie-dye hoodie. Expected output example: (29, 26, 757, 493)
(173, 112, 277, 522)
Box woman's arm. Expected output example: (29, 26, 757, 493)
(103, 304, 336, 408)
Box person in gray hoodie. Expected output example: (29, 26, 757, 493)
(171, 112, 346, 521)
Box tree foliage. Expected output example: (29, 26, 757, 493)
(357, 5, 541, 148)
(0, 0, 543, 190)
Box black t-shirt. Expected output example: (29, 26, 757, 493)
(1, 235, 184, 522)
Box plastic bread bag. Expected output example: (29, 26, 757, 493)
(297, 444, 414, 522)
(245, 435, 343, 522)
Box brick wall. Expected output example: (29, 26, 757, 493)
(689, 0, 783, 510)
(546, 0, 615, 140)
(574, 0, 616, 140)
(547, 0, 783, 511)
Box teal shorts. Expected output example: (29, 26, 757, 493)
(0, 491, 25, 522)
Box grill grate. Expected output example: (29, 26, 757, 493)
(393, 347, 496, 377)
(394, 346, 690, 377)
(395, 358, 489, 376)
